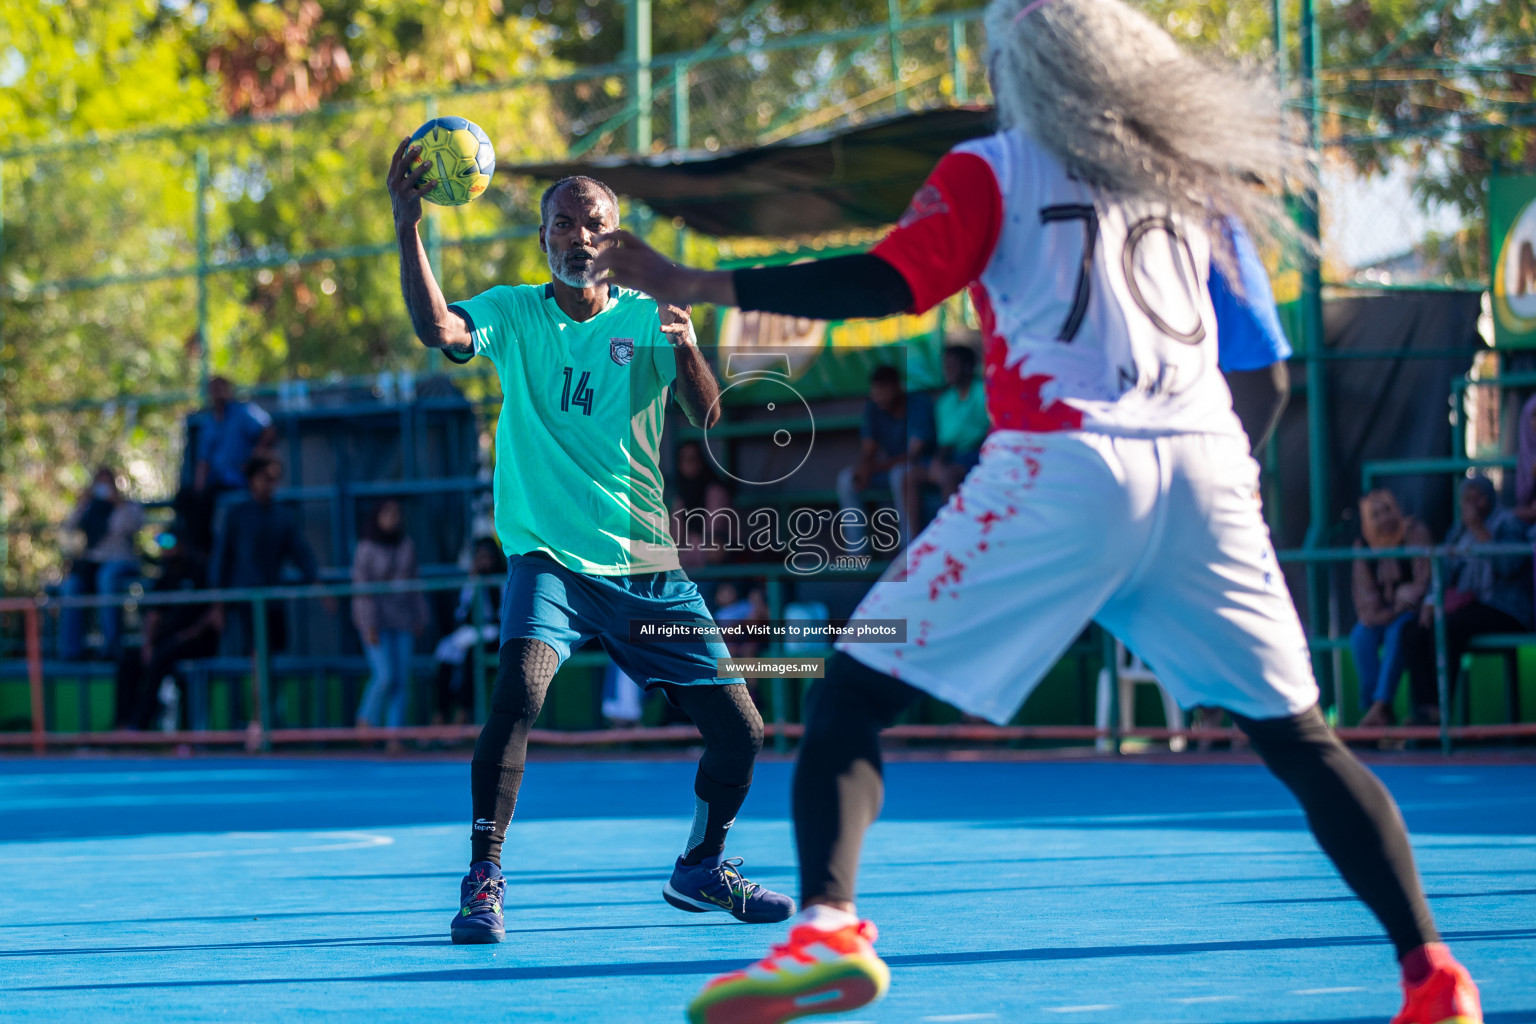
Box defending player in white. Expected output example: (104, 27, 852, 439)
(596, 0, 1485, 1021)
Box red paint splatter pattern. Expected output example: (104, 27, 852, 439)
(972, 284, 1085, 434)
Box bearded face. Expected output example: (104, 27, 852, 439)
(541, 183, 618, 289)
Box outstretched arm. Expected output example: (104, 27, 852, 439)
(596, 232, 738, 309)
(595, 233, 913, 322)
(388, 137, 473, 357)
(595, 152, 997, 322)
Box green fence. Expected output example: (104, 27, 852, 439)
(4, 542, 1534, 756)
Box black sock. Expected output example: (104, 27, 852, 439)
(682, 769, 751, 864)
(669, 683, 764, 865)
(1235, 706, 1439, 957)
(468, 638, 558, 867)
(794, 653, 922, 905)
(469, 761, 525, 866)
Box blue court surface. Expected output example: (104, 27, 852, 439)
(1, 755, 1532, 1024)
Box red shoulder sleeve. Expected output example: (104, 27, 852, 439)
(870, 151, 1003, 315)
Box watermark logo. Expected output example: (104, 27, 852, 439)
(674, 504, 899, 576)
(649, 340, 924, 578)
(704, 353, 817, 487)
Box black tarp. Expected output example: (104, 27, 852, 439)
(1274, 289, 1485, 625)
(510, 106, 997, 237)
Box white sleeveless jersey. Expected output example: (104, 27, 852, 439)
(877, 129, 1246, 439)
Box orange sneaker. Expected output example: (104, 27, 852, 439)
(686, 917, 890, 1024)
(1391, 944, 1482, 1024)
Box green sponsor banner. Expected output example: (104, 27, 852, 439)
(1490, 174, 1536, 348)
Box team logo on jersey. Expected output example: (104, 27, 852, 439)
(610, 337, 635, 366)
(897, 184, 947, 228)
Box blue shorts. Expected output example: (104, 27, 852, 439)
(500, 553, 740, 689)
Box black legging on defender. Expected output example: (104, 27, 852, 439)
(796, 652, 1439, 959)
(469, 637, 764, 867)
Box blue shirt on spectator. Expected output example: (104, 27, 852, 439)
(1210, 220, 1293, 372)
(194, 401, 274, 489)
(862, 392, 935, 459)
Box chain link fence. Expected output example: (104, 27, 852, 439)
(0, 3, 1506, 590)
(0, 11, 988, 589)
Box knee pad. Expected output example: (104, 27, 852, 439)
(675, 683, 765, 758)
(724, 685, 765, 755)
(489, 638, 559, 718)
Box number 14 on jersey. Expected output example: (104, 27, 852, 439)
(560, 366, 594, 415)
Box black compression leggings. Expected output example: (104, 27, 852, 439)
(793, 653, 923, 903)
(469, 638, 764, 866)
(795, 653, 1437, 959)
(1232, 706, 1438, 957)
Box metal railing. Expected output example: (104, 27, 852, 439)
(1276, 542, 1536, 754)
(2, 545, 1534, 756)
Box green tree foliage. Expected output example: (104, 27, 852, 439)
(0, 0, 564, 588)
(1313, 0, 1536, 280)
(0, 0, 211, 144)
(514, 0, 975, 67)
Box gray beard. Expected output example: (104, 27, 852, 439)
(549, 250, 599, 289)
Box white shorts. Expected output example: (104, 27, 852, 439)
(835, 430, 1319, 723)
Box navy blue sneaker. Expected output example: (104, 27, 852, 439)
(663, 854, 795, 924)
(451, 861, 505, 944)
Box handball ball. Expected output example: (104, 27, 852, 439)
(409, 116, 496, 206)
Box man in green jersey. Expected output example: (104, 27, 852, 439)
(388, 139, 794, 944)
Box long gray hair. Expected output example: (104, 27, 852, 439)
(985, 0, 1314, 269)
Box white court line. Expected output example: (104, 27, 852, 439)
(0, 831, 393, 864)
(1043, 1006, 1119, 1013)
(924, 1015, 1000, 1021)
(1291, 987, 1367, 996)
(1172, 995, 1239, 1004)
(287, 833, 396, 853)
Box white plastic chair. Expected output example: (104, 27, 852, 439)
(1095, 641, 1186, 752)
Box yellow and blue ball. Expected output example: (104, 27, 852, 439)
(409, 116, 496, 207)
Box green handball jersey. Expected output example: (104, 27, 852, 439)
(448, 283, 680, 575)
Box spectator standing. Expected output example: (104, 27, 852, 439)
(113, 531, 220, 730)
(433, 538, 505, 726)
(352, 499, 429, 732)
(928, 345, 990, 499)
(1350, 489, 1432, 726)
(835, 365, 935, 552)
(183, 376, 277, 553)
(1417, 476, 1535, 723)
(59, 467, 145, 660)
(208, 456, 325, 695)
